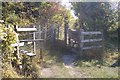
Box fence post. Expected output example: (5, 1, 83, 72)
(79, 29, 84, 53)
(57, 24, 60, 39)
(14, 25, 20, 59)
(33, 25, 36, 54)
(68, 29, 71, 48)
(39, 25, 41, 39)
(45, 26, 47, 40)
(64, 22, 69, 46)
(101, 29, 104, 60)
(51, 23, 55, 45)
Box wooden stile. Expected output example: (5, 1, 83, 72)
(16, 28, 37, 32)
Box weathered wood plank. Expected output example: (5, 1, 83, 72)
(38, 25, 41, 39)
(26, 52, 36, 57)
(64, 22, 69, 45)
(11, 42, 24, 47)
(82, 31, 102, 35)
(33, 26, 36, 54)
(81, 39, 102, 43)
(82, 46, 102, 50)
(20, 39, 44, 42)
(16, 28, 37, 32)
(80, 29, 84, 50)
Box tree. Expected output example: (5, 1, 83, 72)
(72, 2, 118, 40)
(2, 2, 72, 28)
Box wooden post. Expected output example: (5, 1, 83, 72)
(40, 48, 43, 61)
(79, 29, 84, 53)
(39, 25, 41, 39)
(68, 29, 71, 48)
(45, 27, 47, 40)
(50, 23, 55, 45)
(54, 25, 56, 45)
(57, 24, 60, 39)
(68, 38, 71, 48)
(14, 25, 20, 59)
(101, 30, 104, 60)
(16, 34, 20, 58)
(33, 25, 36, 54)
(64, 22, 69, 46)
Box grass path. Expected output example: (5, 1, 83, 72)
(62, 54, 88, 78)
(40, 53, 89, 78)
(39, 52, 118, 78)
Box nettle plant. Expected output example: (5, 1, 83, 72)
(1, 24, 17, 69)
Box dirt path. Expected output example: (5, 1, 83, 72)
(62, 54, 77, 66)
(40, 68, 54, 78)
(62, 54, 87, 78)
(40, 54, 87, 78)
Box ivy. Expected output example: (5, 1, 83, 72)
(1, 24, 17, 70)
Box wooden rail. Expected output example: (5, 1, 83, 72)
(19, 39, 44, 42)
(80, 29, 103, 51)
(11, 42, 24, 47)
(68, 29, 103, 53)
(81, 39, 102, 43)
(82, 31, 102, 35)
(16, 28, 37, 32)
(82, 46, 102, 50)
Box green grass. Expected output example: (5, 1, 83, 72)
(46, 65, 70, 78)
(75, 66, 118, 78)
(2, 64, 24, 78)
